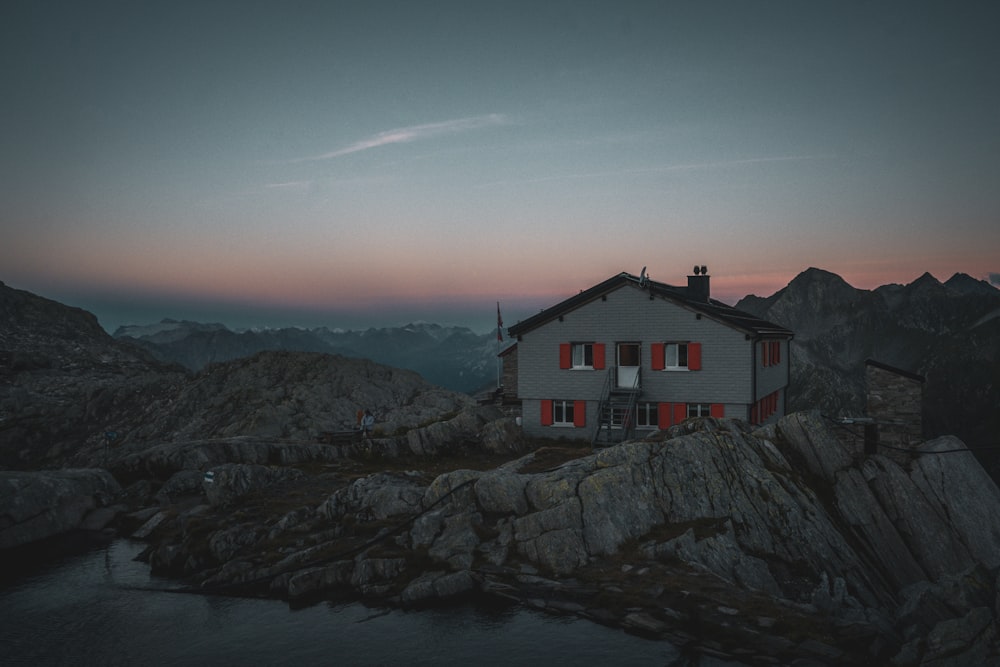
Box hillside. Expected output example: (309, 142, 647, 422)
(0, 282, 474, 470)
(736, 268, 1000, 476)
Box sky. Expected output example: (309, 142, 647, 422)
(3, 1, 998, 333)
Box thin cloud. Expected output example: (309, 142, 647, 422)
(265, 180, 313, 189)
(477, 154, 836, 188)
(291, 114, 509, 162)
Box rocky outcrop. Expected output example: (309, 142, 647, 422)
(106, 404, 512, 485)
(0, 469, 122, 549)
(123, 412, 1000, 664)
(2, 283, 481, 471)
(202, 464, 306, 506)
(0, 281, 187, 469)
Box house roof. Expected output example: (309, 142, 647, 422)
(507, 272, 794, 339)
(865, 358, 925, 383)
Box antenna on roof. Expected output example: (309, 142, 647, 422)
(639, 266, 648, 287)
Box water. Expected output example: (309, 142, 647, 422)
(0, 535, 689, 666)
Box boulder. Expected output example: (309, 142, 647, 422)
(318, 472, 424, 521)
(0, 469, 122, 549)
(202, 463, 304, 506)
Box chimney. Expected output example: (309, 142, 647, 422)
(687, 265, 710, 302)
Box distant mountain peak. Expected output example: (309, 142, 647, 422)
(945, 272, 999, 297)
(788, 267, 855, 291)
(913, 271, 942, 286)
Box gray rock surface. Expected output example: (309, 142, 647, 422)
(0, 469, 122, 548)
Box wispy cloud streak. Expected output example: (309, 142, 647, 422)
(265, 180, 312, 189)
(477, 154, 836, 188)
(292, 114, 508, 162)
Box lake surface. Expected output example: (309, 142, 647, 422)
(0, 534, 727, 666)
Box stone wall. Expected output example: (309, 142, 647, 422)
(866, 359, 924, 453)
(500, 344, 518, 397)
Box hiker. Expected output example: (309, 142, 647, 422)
(360, 409, 375, 438)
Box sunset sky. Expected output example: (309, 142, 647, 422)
(3, 1, 998, 333)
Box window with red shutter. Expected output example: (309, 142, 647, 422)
(673, 403, 687, 426)
(593, 343, 606, 370)
(540, 399, 553, 426)
(559, 343, 571, 369)
(688, 342, 702, 370)
(651, 343, 665, 370)
(658, 402, 673, 427)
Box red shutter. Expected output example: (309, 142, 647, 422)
(540, 400, 553, 426)
(651, 343, 665, 371)
(750, 402, 758, 424)
(593, 343, 606, 370)
(710, 403, 725, 418)
(559, 343, 571, 369)
(688, 343, 702, 370)
(761, 341, 769, 367)
(573, 400, 586, 427)
(673, 403, 688, 426)
(658, 402, 672, 427)
(775, 341, 781, 364)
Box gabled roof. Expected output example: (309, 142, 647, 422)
(865, 358, 925, 383)
(507, 272, 794, 339)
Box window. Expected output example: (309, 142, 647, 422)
(666, 343, 688, 369)
(752, 391, 779, 423)
(636, 403, 659, 428)
(761, 341, 781, 367)
(541, 399, 587, 427)
(687, 403, 712, 418)
(572, 343, 593, 368)
(659, 402, 724, 426)
(651, 342, 701, 371)
(553, 399, 575, 425)
(559, 343, 605, 369)
(610, 403, 658, 429)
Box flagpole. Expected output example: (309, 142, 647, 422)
(496, 301, 503, 391)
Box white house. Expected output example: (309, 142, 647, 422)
(505, 268, 794, 444)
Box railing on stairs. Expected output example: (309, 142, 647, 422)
(620, 369, 641, 442)
(592, 366, 642, 447)
(591, 369, 614, 446)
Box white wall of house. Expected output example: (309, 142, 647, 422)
(513, 282, 789, 439)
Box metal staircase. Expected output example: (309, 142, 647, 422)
(592, 367, 642, 447)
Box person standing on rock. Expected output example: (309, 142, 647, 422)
(361, 409, 375, 438)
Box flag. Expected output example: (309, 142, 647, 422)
(496, 302, 503, 342)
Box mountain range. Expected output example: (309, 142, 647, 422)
(113, 319, 504, 395)
(4, 268, 998, 476)
(736, 268, 1000, 475)
(113, 268, 1000, 476)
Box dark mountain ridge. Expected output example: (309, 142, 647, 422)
(114, 319, 502, 394)
(736, 267, 1000, 475)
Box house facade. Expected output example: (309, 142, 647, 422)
(506, 269, 793, 444)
